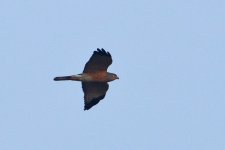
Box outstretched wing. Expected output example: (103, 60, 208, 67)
(82, 82, 109, 110)
(83, 48, 112, 73)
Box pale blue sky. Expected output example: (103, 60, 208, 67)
(1, 0, 225, 150)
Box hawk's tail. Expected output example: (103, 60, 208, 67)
(54, 75, 82, 81)
(54, 76, 72, 81)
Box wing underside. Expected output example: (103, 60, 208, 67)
(83, 48, 112, 73)
(82, 82, 109, 110)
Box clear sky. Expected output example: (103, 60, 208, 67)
(1, 0, 225, 150)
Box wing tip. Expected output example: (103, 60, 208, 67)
(84, 95, 105, 110)
(94, 48, 111, 57)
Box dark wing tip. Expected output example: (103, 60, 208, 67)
(93, 48, 111, 57)
(84, 95, 105, 110)
(107, 52, 111, 57)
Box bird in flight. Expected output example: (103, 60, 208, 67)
(54, 48, 119, 110)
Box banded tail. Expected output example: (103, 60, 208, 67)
(54, 75, 82, 81)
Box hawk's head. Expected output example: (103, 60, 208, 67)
(107, 73, 119, 81)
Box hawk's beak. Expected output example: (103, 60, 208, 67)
(116, 76, 119, 79)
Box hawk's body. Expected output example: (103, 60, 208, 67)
(54, 48, 119, 110)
